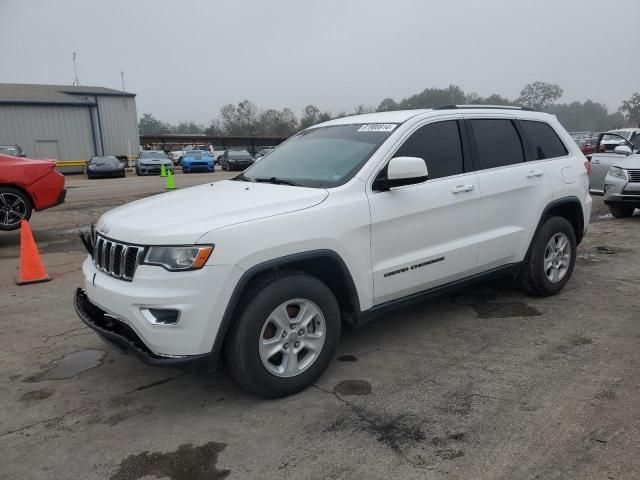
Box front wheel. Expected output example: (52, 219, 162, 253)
(225, 272, 340, 398)
(0, 186, 33, 231)
(608, 203, 635, 218)
(518, 216, 577, 296)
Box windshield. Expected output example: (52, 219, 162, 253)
(0, 146, 19, 155)
(90, 156, 120, 165)
(242, 124, 397, 188)
(229, 150, 251, 157)
(140, 151, 168, 159)
(609, 130, 632, 140)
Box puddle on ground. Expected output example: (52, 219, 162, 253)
(337, 354, 358, 362)
(333, 379, 372, 396)
(110, 442, 230, 480)
(453, 293, 541, 319)
(25, 349, 105, 382)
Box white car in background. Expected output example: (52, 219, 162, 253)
(600, 128, 640, 152)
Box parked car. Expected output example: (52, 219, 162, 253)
(599, 128, 640, 152)
(75, 106, 591, 398)
(136, 151, 174, 176)
(0, 144, 26, 157)
(0, 154, 66, 231)
(598, 146, 640, 217)
(218, 149, 254, 171)
(587, 132, 640, 194)
(182, 150, 215, 173)
(86, 156, 126, 179)
(169, 145, 212, 166)
(255, 146, 276, 160)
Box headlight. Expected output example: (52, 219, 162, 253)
(607, 166, 628, 181)
(144, 245, 214, 271)
(88, 164, 97, 169)
(120, 162, 126, 168)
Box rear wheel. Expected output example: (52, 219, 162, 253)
(225, 272, 340, 398)
(0, 187, 32, 231)
(608, 203, 635, 218)
(518, 216, 576, 296)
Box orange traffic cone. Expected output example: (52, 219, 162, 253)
(16, 220, 51, 285)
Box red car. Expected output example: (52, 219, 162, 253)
(0, 154, 66, 231)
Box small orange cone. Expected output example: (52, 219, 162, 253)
(16, 220, 51, 285)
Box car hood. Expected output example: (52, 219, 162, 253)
(95, 180, 328, 244)
(615, 153, 640, 169)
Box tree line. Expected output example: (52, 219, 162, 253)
(139, 82, 640, 137)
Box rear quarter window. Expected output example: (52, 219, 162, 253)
(520, 120, 568, 160)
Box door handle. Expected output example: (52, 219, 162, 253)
(526, 170, 544, 178)
(451, 184, 474, 194)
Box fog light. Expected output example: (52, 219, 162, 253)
(141, 308, 180, 325)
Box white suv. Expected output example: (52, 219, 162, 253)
(75, 106, 592, 397)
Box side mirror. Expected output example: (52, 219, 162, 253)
(614, 145, 632, 156)
(373, 156, 428, 191)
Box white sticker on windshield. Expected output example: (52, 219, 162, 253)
(357, 123, 398, 133)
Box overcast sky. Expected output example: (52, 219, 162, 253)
(1, 0, 639, 125)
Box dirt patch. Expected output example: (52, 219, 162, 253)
(337, 354, 358, 362)
(333, 380, 371, 396)
(110, 442, 230, 480)
(326, 408, 426, 452)
(595, 245, 617, 255)
(453, 293, 541, 319)
(438, 384, 473, 416)
(20, 388, 55, 402)
(25, 349, 105, 382)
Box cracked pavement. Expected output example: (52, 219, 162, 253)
(1, 172, 639, 479)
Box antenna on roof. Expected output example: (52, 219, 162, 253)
(120, 70, 125, 93)
(72, 52, 80, 86)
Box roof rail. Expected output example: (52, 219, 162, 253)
(432, 104, 535, 111)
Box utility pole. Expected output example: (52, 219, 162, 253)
(72, 52, 80, 86)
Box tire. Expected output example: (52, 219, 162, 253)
(225, 272, 341, 398)
(518, 216, 577, 297)
(608, 203, 635, 218)
(0, 186, 33, 231)
(135, 167, 141, 176)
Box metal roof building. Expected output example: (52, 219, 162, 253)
(0, 83, 139, 160)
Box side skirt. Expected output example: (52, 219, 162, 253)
(356, 263, 523, 326)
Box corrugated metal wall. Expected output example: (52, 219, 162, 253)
(96, 96, 139, 157)
(0, 104, 95, 160)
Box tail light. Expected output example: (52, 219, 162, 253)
(584, 160, 591, 175)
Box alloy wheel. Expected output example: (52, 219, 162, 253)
(258, 298, 326, 378)
(544, 232, 571, 283)
(0, 192, 27, 227)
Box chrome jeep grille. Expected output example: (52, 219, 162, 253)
(627, 169, 640, 183)
(93, 234, 145, 281)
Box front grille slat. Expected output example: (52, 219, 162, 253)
(627, 169, 640, 183)
(92, 234, 144, 281)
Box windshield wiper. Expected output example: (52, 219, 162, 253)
(254, 176, 301, 186)
(233, 173, 254, 182)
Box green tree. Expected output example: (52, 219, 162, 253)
(174, 121, 204, 134)
(138, 113, 171, 135)
(205, 119, 224, 136)
(377, 97, 398, 112)
(397, 84, 466, 109)
(517, 81, 563, 110)
(620, 93, 640, 127)
(300, 104, 321, 129)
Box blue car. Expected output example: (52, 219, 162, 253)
(181, 150, 215, 173)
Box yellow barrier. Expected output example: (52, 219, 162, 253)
(56, 160, 87, 167)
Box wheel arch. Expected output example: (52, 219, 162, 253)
(210, 249, 361, 363)
(529, 197, 585, 257)
(0, 183, 35, 209)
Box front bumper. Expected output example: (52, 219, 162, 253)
(603, 175, 640, 205)
(74, 288, 212, 368)
(80, 256, 243, 358)
(138, 164, 173, 175)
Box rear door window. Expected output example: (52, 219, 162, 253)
(470, 119, 524, 170)
(520, 120, 568, 160)
(394, 120, 464, 179)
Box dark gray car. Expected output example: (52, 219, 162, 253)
(219, 149, 255, 171)
(86, 156, 126, 179)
